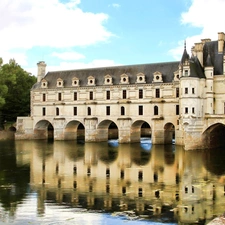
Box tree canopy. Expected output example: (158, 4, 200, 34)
(0, 58, 36, 128)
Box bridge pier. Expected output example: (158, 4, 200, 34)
(85, 118, 99, 142)
(53, 118, 65, 140)
(118, 118, 132, 143)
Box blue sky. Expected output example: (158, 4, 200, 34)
(1, 0, 225, 75)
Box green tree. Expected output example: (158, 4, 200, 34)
(0, 58, 36, 128)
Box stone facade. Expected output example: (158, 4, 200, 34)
(16, 32, 225, 150)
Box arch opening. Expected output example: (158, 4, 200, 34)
(64, 121, 85, 142)
(131, 121, 151, 143)
(34, 120, 54, 140)
(97, 120, 118, 143)
(164, 123, 175, 144)
(202, 123, 225, 148)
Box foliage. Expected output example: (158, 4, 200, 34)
(0, 58, 36, 128)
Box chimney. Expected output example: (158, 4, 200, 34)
(37, 61, 47, 82)
(194, 42, 204, 66)
(218, 32, 225, 53)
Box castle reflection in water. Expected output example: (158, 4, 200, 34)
(15, 140, 225, 224)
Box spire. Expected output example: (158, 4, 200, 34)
(180, 40, 190, 64)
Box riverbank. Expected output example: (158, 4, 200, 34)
(0, 131, 15, 140)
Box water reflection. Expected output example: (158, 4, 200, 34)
(0, 140, 225, 224)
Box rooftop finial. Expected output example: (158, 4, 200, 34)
(184, 40, 186, 50)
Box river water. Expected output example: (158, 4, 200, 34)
(0, 139, 225, 225)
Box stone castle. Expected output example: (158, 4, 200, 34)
(16, 32, 225, 150)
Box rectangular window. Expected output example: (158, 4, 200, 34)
(106, 90, 110, 100)
(74, 92, 77, 101)
(156, 88, 160, 98)
(139, 105, 143, 115)
(43, 93, 46, 102)
(106, 106, 110, 115)
(185, 107, 188, 114)
(122, 90, 126, 99)
(90, 91, 93, 100)
(185, 88, 188, 94)
(58, 93, 62, 101)
(42, 107, 46, 116)
(192, 88, 195, 94)
(139, 89, 143, 99)
(184, 70, 188, 76)
(176, 105, 179, 115)
(192, 107, 195, 114)
(176, 88, 179, 98)
(74, 107, 77, 116)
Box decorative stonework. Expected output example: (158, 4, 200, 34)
(41, 79, 48, 88)
(104, 74, 113, 85)
(57, 78, 64, 87)
(120, 73, 129, 84)
(88, 76, 95, 86)
(136, 72, 146, 83)
(153, 71, 163, 83)
(72, 77, 79, 87)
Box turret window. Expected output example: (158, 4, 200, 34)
(185, 107, 188, 114)
(192, 88, 195, 94)
(192, 107, 195, 114)
(185, 88, 188, 94)
(43, 93, 46, 102)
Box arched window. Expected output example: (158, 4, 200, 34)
(87, 107, 91, 116)
(56, 107, 59, 116)
(154, 106, 158, 115)
(121, 106, 125, 115)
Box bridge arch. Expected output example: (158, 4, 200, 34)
(64, 120, 85, 141)
(97, 120, 119, 141)
(131, 120, 151, 142)
(164, 122, 175, 144)
(202, 123, 225, 148)
(34, 120, 54, 139)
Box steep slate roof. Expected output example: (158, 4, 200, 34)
(32, 61, 180, 89)
(189, 56, 205, 78)
(203, 40, 224, 75)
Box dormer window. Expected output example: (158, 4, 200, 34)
(120, 73, 129, 84)
(72, 77, 79, 87)
(173, 70, 180, 81)
(41, 79, 48, 88)
(104, 74, 113, 85)
(88, 76, 95, 86)
(57, 78, 64, 87)
(136, 73, 146, 83)
(153, 71, 163, 83)
(184, 70, 189, 76)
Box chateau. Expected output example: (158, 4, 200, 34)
(16, 32, 225, 150)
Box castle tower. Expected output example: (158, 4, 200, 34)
(37, 61, 47, 82)
(204, 53, 214, 115)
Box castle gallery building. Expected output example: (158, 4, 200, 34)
(16, 32, 225, 150)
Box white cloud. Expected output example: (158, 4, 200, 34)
(51, 51, 85, 60)
(169, 0, 225, 60)
(0, 0, 113, 64)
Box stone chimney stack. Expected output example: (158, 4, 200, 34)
(37, 61, 47, 82)
(194, 42, 204, 66)
(218, 32, 225, 53)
